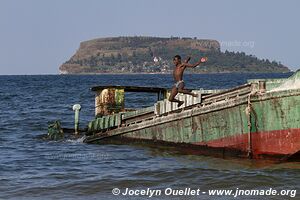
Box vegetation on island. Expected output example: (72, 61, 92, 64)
(59, 36, 290, 74)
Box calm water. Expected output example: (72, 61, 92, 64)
(0, 73, 299, 200)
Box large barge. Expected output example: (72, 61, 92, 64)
(83, 72, 300, 161)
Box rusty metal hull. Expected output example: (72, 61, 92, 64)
(86, 89, 300, 161)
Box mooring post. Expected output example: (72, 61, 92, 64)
(72, 104, 81, 134)
(258, 81, 266, 93)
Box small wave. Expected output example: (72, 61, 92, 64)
(66, 135, 86, 144)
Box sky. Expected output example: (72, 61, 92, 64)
(0, 0, 299, 75)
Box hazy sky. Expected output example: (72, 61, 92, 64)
(0, 0, 299, 74)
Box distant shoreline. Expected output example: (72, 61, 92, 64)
(0, 71, 293, 76)
(59, 71, 293, 75)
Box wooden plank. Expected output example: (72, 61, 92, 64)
(154, 102, 159, 116)
(201, 84, 255, 105)
(165, 99, 171, 112)
(109, 115, 115, 127)
(91, 85, 167, 93)
(123, 106, 155, 120)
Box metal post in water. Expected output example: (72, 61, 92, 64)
(72, 104, 81, 134)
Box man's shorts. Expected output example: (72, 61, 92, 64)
(174, 80, 184, 88)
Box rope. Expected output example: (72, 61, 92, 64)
(245, 91, 257, 158)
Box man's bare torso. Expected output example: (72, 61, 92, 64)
(173, 65, 185, 82)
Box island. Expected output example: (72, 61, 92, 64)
(59, 36, 290, 74)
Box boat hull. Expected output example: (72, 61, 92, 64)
(86, 84, 300, 161)
(193, 128, 300, 160)
(113, 90, 300, 161)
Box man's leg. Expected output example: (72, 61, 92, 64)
(178, 83, 198, 97)
(168, 86, 184, 107)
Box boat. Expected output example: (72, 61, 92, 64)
(83, 71, 300, 161)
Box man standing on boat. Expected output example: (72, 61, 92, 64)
(169, 55, 208, 107)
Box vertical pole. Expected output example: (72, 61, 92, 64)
(259, 81, 266, 93)
(72, 104, 81, 135)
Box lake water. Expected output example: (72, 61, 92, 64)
(0, 73, 299, 200)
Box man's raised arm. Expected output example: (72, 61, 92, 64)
(184, 56, 191, 63)
(182, 57, 207, 68)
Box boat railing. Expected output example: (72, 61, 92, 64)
(88, 83, 260, 133)
(153, 83, 259, 117)
(201, 83, 256, 106)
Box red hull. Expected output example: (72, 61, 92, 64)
(193, 128, 300, 160)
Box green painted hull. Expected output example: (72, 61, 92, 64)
(85, 72, 300, 160)
(122, 90, 300, 159)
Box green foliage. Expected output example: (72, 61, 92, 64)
(64, 37, 289, 73)
(47, 120, 64, 140)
